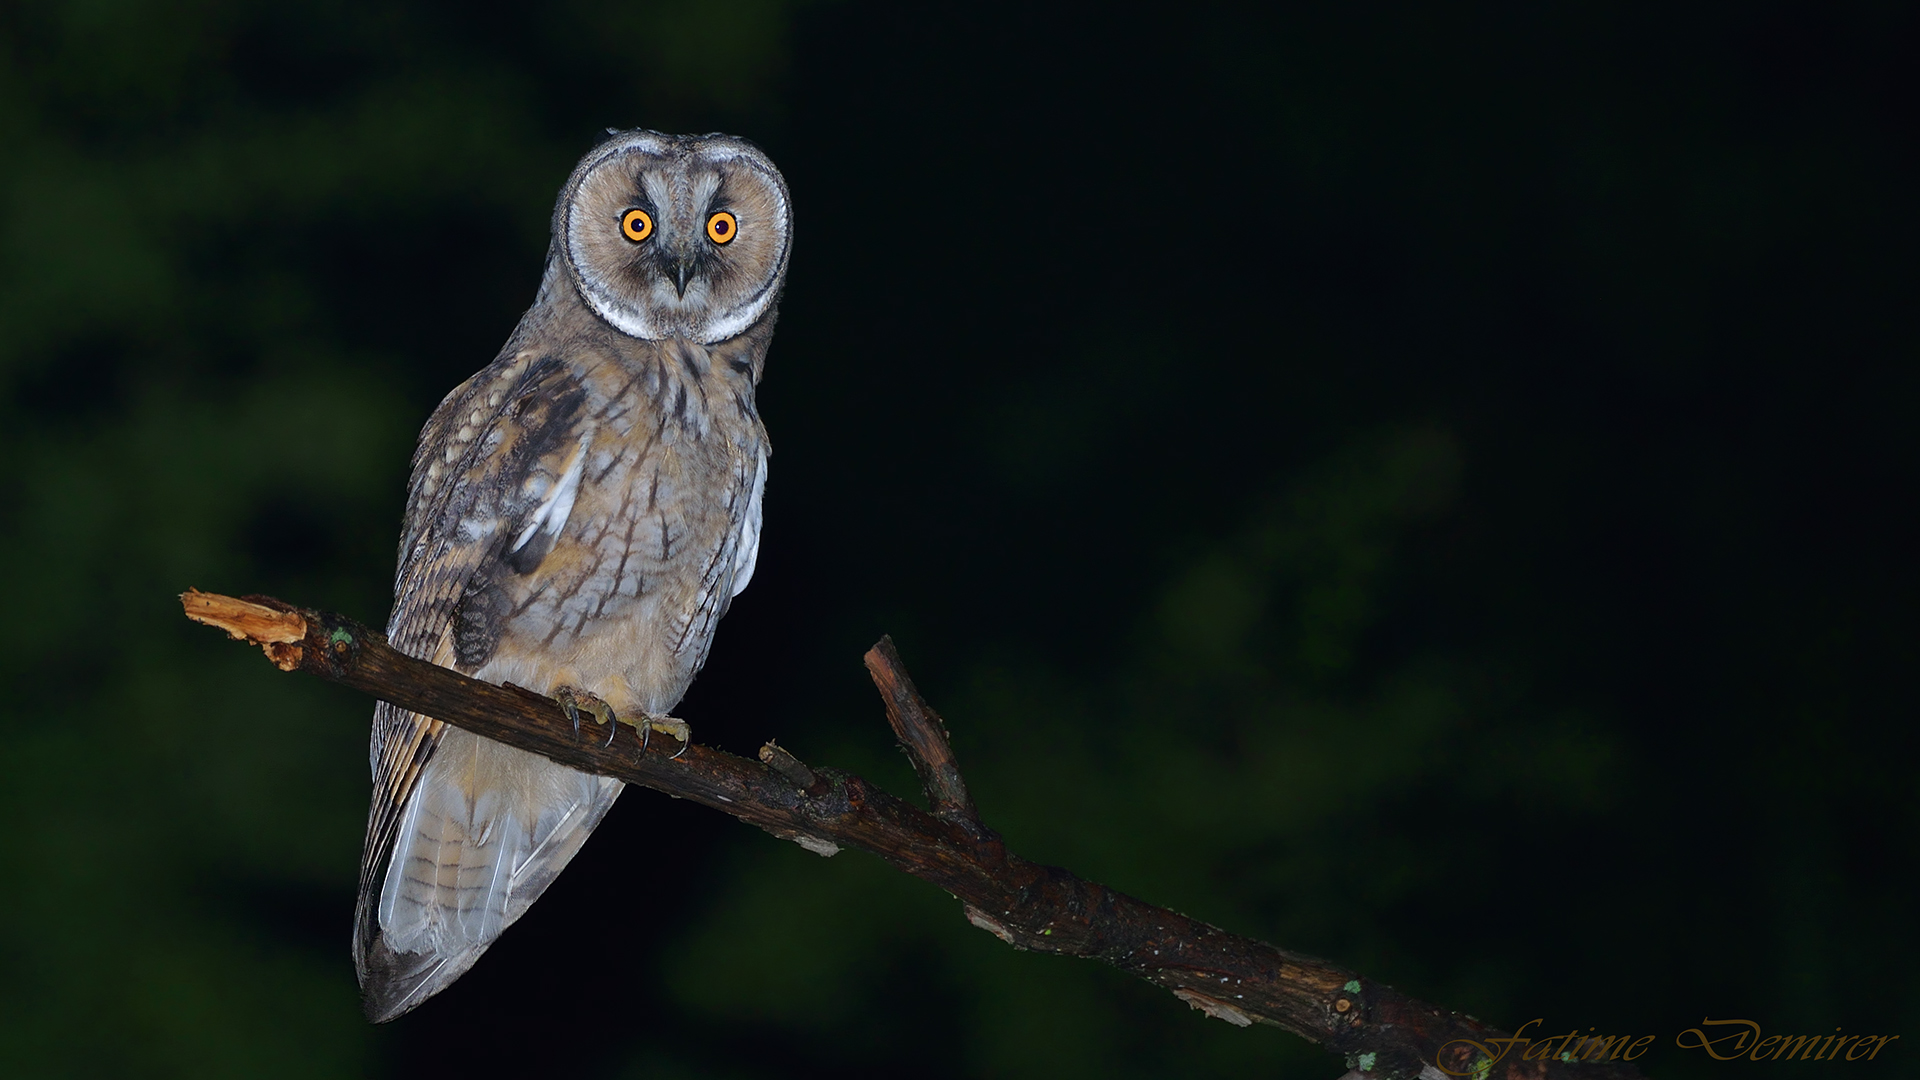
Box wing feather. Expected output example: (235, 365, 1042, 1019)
(353, 352, 591, 1005)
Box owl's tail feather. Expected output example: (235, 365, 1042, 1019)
(354, 727, 623, 1022)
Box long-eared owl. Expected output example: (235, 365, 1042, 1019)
(354, 130, 792, 1022)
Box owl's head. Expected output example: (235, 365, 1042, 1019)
(557, 130, 793, 344)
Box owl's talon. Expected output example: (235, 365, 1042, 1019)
(653, 716, 693, 758)
(554, 686, 616, 742)
(617, 713, 691, 757)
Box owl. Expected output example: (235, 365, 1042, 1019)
(353, 130, 793, 1022)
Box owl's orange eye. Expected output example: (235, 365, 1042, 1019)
(706, 211, 738, 245)
(620, 208, 654, 242)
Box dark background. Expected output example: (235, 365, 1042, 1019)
(1, 1, 1913, 1077)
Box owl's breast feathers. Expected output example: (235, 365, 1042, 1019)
(397, 332, 767, 696)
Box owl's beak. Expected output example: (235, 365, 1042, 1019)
(670, 256, 696, 299)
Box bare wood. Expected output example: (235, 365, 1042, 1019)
(865, 637, 977, 828)
(180, 588, 1643, 1080)
(183, 590, 308, 669)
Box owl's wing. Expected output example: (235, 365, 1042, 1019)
(353, 352, 593, 1010)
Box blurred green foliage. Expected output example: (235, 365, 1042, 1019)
(1, 1, 1914, 1078)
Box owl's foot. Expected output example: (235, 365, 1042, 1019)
(622, 713, 692, 759)
(555, 686, 620, 749)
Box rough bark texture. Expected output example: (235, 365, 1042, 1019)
(182, 588, 1645, 1080)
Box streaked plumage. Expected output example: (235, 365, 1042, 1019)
(354, 130, 792, 1021)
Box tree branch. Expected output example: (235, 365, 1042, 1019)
(182, 588, 1643, 1080)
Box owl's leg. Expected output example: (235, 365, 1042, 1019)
(555, 686, 620, 749)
